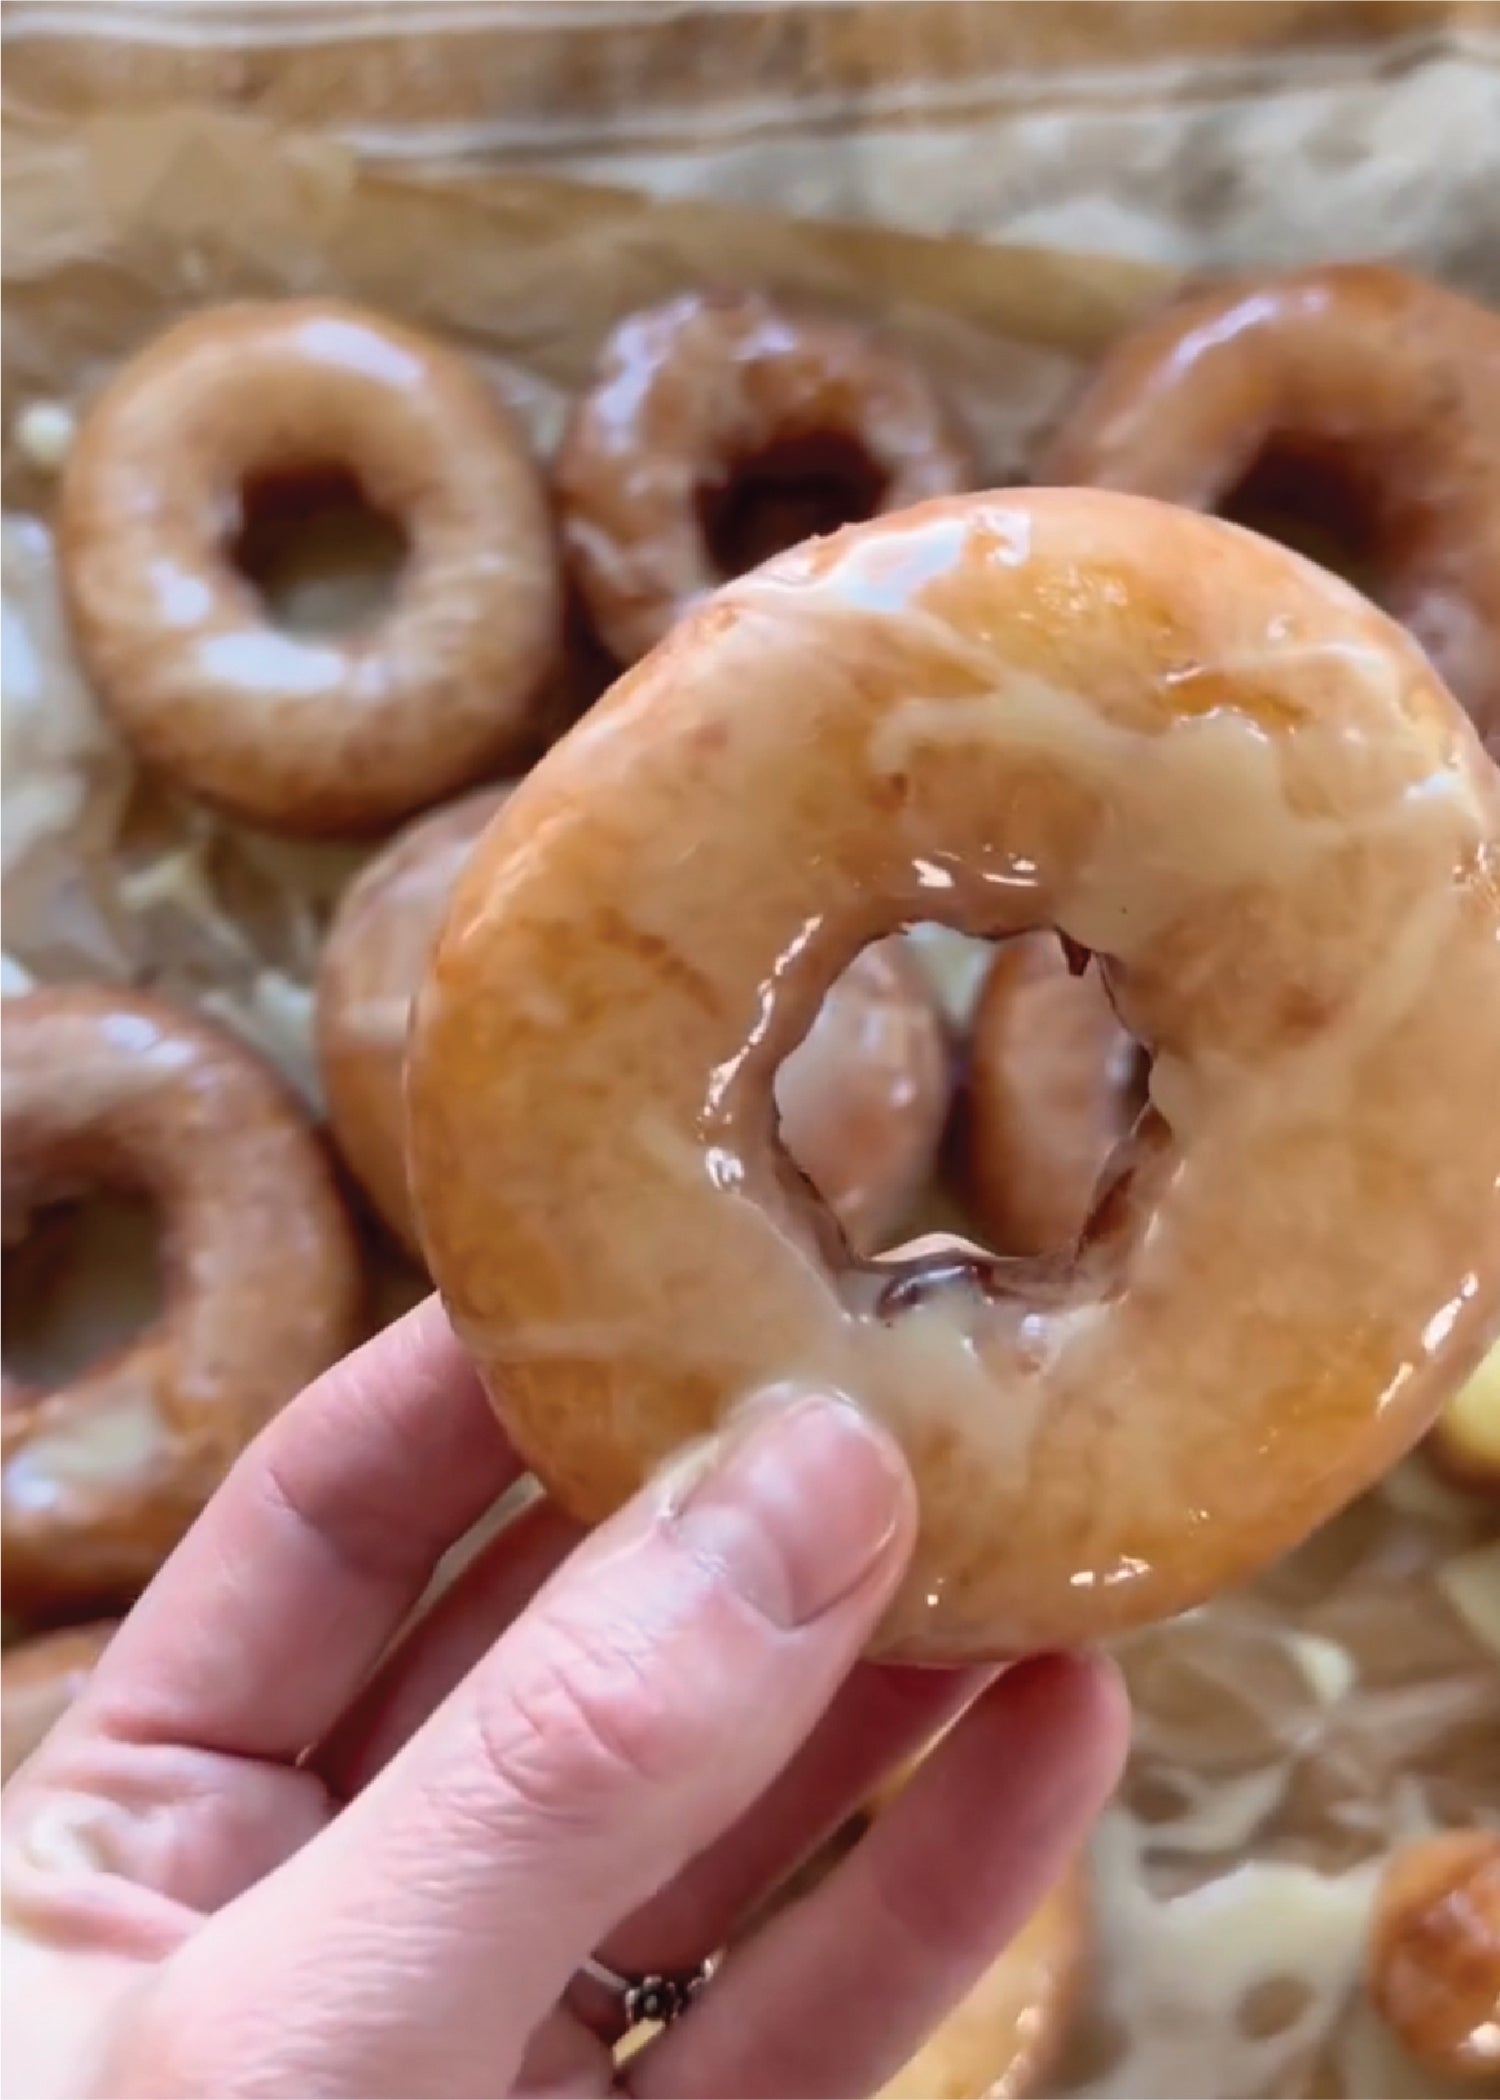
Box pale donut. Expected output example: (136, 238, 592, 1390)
(408, 490, 1500, 1662)
(557, 289, 972, 663)
(3, 986, 363, 1614)
(1429, 1343, 1500, 1499)
(58, 300, 562, 835)
(879, 1871, 1086, 2099)
(1368, 1830, 1500, 2084)
(963, 934, 1143, 1258)
(318, 792, 949, 1257)
(1, 1622, 116, 1783)
(1037, 263, 1500, 751)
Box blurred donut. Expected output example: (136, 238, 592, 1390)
(58, 300, 562, 835)
(1, 1621, 116, 1782)
(1429, 1344, 1500, 1499)
(1037, 263, 1500, 749)
(964, 935, 1144, 1257)
(318, 789, 509, 1251)
(557, 289, 972, 662)
(3, 986, 363, 1613)
(1368, 1830, 1500, 2083)
(879, 1870, 1087, 2099)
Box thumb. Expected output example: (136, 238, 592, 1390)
(159, 1390, 916, 2097)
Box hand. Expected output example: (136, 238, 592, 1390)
(2, 1297, 1128, 2098)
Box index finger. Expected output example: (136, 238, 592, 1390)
(84, 1297, 521, 1766)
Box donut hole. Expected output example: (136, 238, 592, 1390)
(1221, 444, 1383, 602)
(230, 467, 409, 637)
(699, 431, 889, 578)
(3, 1191, 163, 1389)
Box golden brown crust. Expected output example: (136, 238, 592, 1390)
(0, 1622, 117, 1783)
(1036, 263, 1500, 751)
(3, 986, 363, 1613)
(964, 935, 1141, 1257)
(557, 289, 973, 664)
(58, 300, 562, 836)
(1368, 1830, 1500, 2083)
(409, 489, 1500, 1662)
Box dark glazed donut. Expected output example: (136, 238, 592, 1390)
(557, 290, 972, 663)
(58, 300, 562, 835)
(3, 987, 363, 1613)
(1037, 264, 1500, 750)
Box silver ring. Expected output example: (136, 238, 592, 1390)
(578, 1951, 719, 2028)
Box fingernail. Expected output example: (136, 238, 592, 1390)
(670, 1393, 914, 1628)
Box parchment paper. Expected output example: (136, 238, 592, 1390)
(3, 11, 1497, 2098)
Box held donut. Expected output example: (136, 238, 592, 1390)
(1036, 263, 1500, 750)
(963, 935, 1144, 1258)
(557, 290, 972, 663)
(1368, 1831, 1500, 2083)
(3, 987, 362, 1614)
(58, 300, 562, 835)
(318, 792, 949, 1257)
(408, 490, 1500, 1662)
(1, 1622, 116, 1783)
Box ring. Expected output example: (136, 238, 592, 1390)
(577, 1952, 720, 2028)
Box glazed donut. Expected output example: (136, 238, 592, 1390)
(615, 1762, 1086, 2097)
(773, 939, 951, 1256)
(407, 490, 1500, 1662)
(556, 289, 972, 663)
(58, 300, 561, 835)
(879, 1870, 1085, 2099)
(318, 790, 949, 1257)
(1, 1622, 116, 1783)
(963, 935, 1144, 1258)
(318, 788, 510, 1252)
(1368, 1830, 1500, 2083)
(1036, 263, 1500, 749)
(3, 986, 362, 1614)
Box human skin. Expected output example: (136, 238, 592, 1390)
(1, 1294, 1127, 2099)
